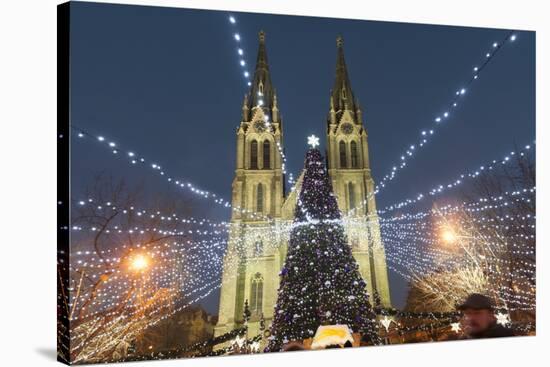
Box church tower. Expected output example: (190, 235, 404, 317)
(215, 31, 287, 339)
(325, 36, 391, 307)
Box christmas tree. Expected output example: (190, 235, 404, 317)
(267, 138, 380, 351)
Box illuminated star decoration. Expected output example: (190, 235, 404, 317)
(307, 135, 320, 148)
(251, 341, 260, 353)
(451, 322, 461, 333)
(496, 312, 510, 326)
(234, 335, 245, 348)
(380, 316, 393, 331)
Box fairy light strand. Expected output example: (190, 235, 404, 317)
(374, 30, 519, 196)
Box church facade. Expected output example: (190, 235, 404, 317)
(214, 31, 391, 340)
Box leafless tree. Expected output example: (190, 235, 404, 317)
(60, 174, 204, 363)
(406, 149, 535, 319)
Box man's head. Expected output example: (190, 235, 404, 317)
(458, 293, 496, 337)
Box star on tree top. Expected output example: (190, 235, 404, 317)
(307, 135, 320, 148)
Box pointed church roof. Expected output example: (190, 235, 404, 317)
(331, 36, 357, 118)
(246, 30, 276, 119)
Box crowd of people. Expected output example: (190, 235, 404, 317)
(278, 293, 516, 352)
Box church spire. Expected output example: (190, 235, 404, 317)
(246, 30, 276, 121)
(331, 35, 357, 119)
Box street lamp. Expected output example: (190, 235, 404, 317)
(441, 227, 458, 244)
(129, 254, 149, 272)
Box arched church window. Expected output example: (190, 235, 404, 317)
(339, 141, 347, 168)
(263, 140, 271, 169)
(250, 273, 263, 314)
(250, 140, 258, 169)
(351, 141, 359, 168)
(257, 183, 264, 213)
(348, 182, 355, 211)
(254, 240, 263, 257)
(342, 86, 347, 100)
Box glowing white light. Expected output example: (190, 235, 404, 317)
(247, 82, 252, 86)
(451, 322, 461, 333)
(97, 136, 105, 141)
(237, 48, 243, 55)
(474, 66, 478, 72)
(77, 133, 84, 138)
(128, 152, 135, 157)
(380, 316, 393, 331)
(130, 254, 149, 272)
(229, 16, 236, 24)
(240, 60, 245, 66)
(444, 112, 449, 117)
(496, 312, 510, 326)
(244, 71, 249, 77)
(510, 34, 517, 41)
(109, 142, 116, 147)
(307, 135, 320, 148)
(486, 53, 491, 58)
(460, 88, 466, 95)
(493, 42, 498, 48)
(435, 117, 441, 122)
(234, 33, 240, 41)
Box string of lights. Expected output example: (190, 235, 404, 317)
(384, 249, 534, 311)
(67, 219, 290, 341)
(377, 141, 534, 214)
(381, 213, 535, 310)
(383, 228, 535, 280)
(71, 125, 273, 222)
(63, 20, 536, 360)
(379, 186, 536, 223)
(373, 30, 519, 196)
(226, 14, 296, 188)
(67, 176, 535, 324)
(227, 14, 252, 87)
(382, 211, 536, 274)
(74, 197, 231, 228)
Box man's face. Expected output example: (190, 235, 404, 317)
(462, 308, 495, 336)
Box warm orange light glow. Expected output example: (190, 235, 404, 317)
(441, 228, 458, 243)
(130, 254, 149, 272)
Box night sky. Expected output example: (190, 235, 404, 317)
(70, 1, 535, 312)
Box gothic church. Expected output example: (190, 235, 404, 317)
(215, 31, 391, 341)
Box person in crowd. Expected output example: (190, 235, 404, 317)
(457, 293, 515, 339)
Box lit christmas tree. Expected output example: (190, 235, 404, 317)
(267, 137, 380, 351)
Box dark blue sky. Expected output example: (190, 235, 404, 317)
(70, 1, 535, 311)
